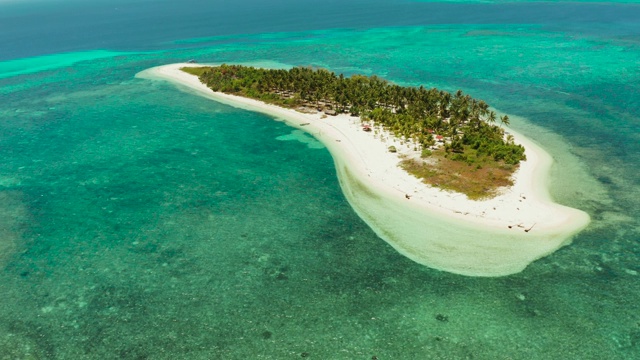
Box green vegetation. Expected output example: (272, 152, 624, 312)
(180, 66, 209, 77)
(182, 65, 526, 198)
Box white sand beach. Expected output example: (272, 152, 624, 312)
(136, 63, 590, 277)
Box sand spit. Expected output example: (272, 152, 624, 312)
(136, 63, 590, 276)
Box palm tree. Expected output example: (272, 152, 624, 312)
(487, 111, 497, 124)
(193, 64, 526, 167)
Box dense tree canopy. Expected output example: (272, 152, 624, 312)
(188, 64, 525, 165)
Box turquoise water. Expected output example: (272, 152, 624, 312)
(1, 1, 639, 358)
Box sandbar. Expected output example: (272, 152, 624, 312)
(136, 63, 590, 277)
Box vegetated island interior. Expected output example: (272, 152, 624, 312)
(182, 65, 525, 199)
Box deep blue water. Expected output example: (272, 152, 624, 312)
(0, 1, 639, 358)
(2, 0, 640, 60)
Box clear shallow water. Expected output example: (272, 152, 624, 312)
(0, 1, 639, 359)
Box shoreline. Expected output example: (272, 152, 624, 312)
(136, 63, 590, 277)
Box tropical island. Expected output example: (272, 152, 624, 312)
(183, 64, 525, 199)
(136, 63, 590, 277)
